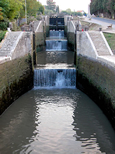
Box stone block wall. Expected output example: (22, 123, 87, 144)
(77, 55, 115, 130)
(0, 54, 33, 114)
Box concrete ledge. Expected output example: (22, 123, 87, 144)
(35, 21, 43, 33)
(0, 57, 11, 64)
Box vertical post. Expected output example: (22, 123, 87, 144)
(74, 28, 76, 65)
(25, 0, 27, 24)
(33, 32, 36, 65)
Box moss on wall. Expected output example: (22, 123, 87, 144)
(77, 55, 115, 130)
(67, 32, 75, 51)
(46, 26, 49, 37)
(0, 54, 33, 114)
(35, 31, 46, 53)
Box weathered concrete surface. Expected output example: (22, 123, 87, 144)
(77, 31, 97, 58)
(77, 31, 113, 59)
(77, 55, 115, 130)
(0, 32, 22, 58)
(35, 21, 46, 52)
(0, 31, 33, 62)
(67, 21, 75, 51)
(88, 31, 113, 56)
(0, 54, 33, 114)
(12, 32, 33, 59)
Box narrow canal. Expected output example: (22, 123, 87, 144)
(0, 29, 115, 154)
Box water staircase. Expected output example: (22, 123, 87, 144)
(34, 24, 76, 88)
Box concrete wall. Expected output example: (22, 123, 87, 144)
(45, 16, 49, 37)
(76, 30, 115, 130)
(12, 32, 33, 59)
(0, 18, 48, 114)
(67, 20, 75, 51)
(77, 31, 97, 59)
(77, 55, 115, 130)
(0, 54, 33, 114)
(35, 21, 46, 52)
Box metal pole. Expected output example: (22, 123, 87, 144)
(25, 0, 27, 24)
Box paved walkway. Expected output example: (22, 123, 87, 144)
(83, 17, 115, 33)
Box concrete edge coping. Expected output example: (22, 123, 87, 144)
(0, 57, 11, 64)
(45, 16, 49, 26)
(71, 21, 76, 33)
(35, 20, 42, 33)
(10, 32, 23, 59)
(85, 31, 98, 59)
(98, 56, 115, 68)
(100, 31, 113, 56)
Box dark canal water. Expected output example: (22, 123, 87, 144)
(0, 88, 115, 154)
(0, 31, 115, 154)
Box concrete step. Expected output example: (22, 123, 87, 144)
(88, 31, 111, 56)
(0, 32, 22, 57)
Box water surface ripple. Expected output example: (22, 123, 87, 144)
(0, 89, 115, 154)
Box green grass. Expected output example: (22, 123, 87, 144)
(104, 33, 115, 52)
(80, 21, 90, 26)
(0, 31, 6, 42)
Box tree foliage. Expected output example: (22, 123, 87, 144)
(61, 9, 83, 16)
(46, 0, 56, 12)
(7, 0, 24, 20)
(0, 0, 9, 20)
(90, 0, 115, 19)
(0, 0, 44, 21)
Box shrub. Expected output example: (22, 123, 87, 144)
(0, 31, 6, 42)
(0, 21, 8, 30)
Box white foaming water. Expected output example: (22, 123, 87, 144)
(55, 72, 71, 87)
(49, 30, 64, 38)
(46, 40, 67, 51)
(34, 69, 76, 88)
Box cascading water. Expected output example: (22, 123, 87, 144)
(46, 29, 67, 51)
(50, 30, 64, 38)
(46, 40, 67, 51)
(34, 26, 75, 89)
(34, 69, 76, 88)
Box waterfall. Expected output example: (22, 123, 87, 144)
(50, 30, 64, 38)
(46, 40, 67, 51)
(34, 69, 76, 88)
(34, 25, 76, 89)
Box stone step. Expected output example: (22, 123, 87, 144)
(88, 31, 111, 56)
(0, 32, 22, 57)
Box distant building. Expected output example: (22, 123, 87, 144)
(77, 10, 85, 14)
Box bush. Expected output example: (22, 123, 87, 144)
(0, 31, 6, 42)
(0, 21, 8, 30)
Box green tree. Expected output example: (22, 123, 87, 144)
(90, 0, 115, 18)
(19, 0, 44, 18)
(6, 0, 24, 20)
(38, 3, 44, 15)
(0, 0, 9, 20)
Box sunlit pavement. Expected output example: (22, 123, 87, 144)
(84, 17, 115, 33)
